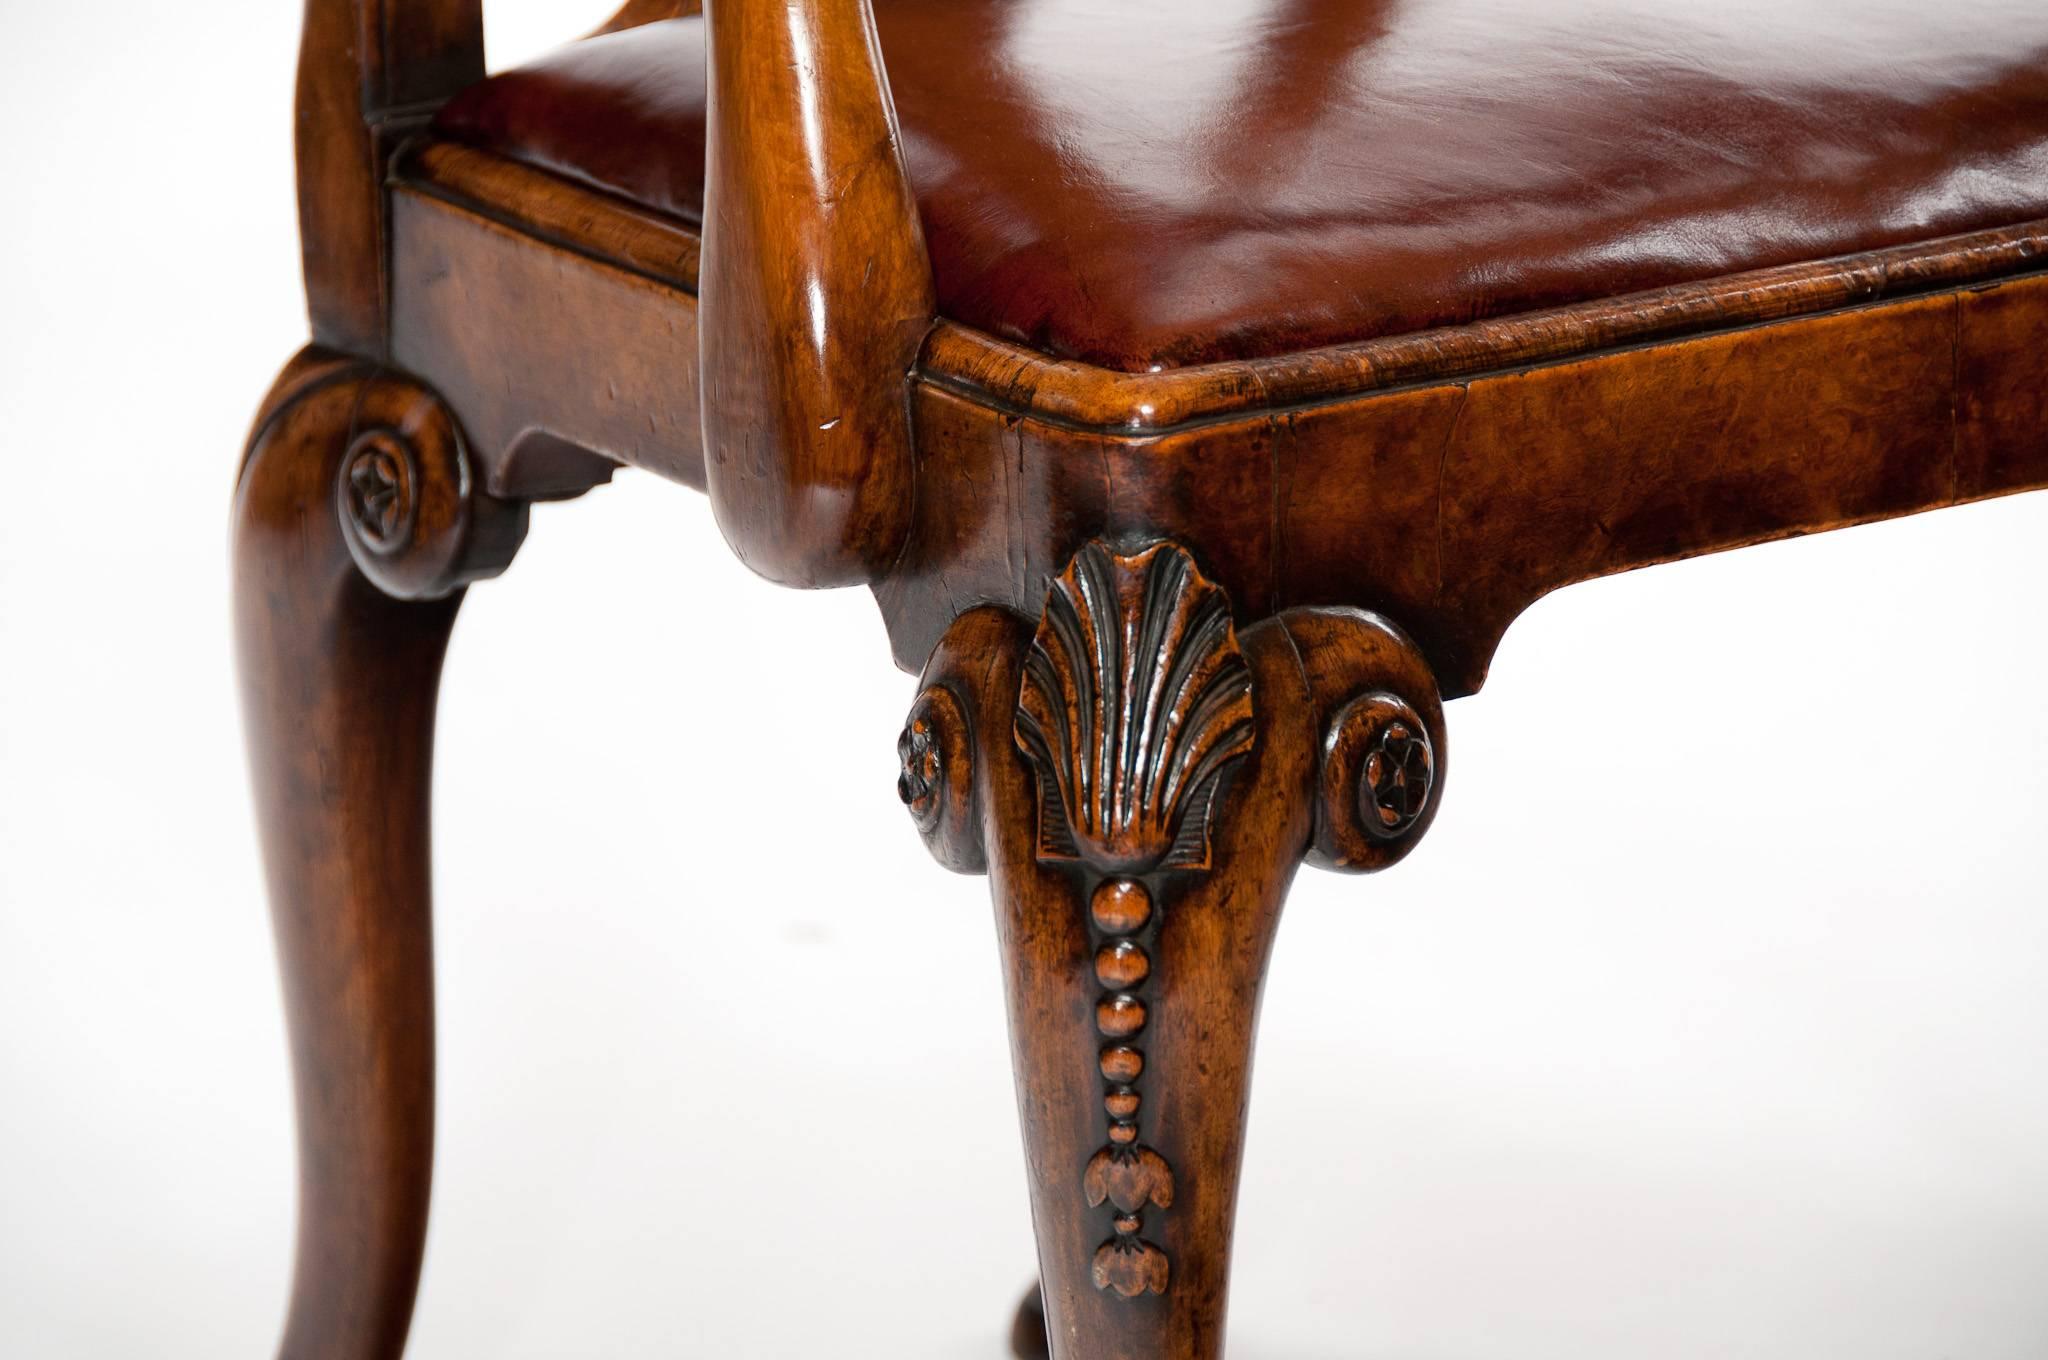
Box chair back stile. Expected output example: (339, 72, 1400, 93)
(698, 0, 936, 587)
(296, 0, 485, 355)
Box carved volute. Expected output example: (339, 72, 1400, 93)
(895, 683, 985, 874)
(1281, 606, 1448, 874)
(334, 374, 528, 602)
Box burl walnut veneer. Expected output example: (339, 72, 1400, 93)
(236, 2, 2048, 1356)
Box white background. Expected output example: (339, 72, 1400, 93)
(4, 3, 2047, 1356)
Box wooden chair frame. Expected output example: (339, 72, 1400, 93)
(234, 2, 2048, 1356)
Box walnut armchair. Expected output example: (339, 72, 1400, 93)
(233, 1, 2048, 1356)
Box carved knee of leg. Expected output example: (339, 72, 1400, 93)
(895, 539, 1447, 1359)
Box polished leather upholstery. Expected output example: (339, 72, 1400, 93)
(435, 1, 2048, 372)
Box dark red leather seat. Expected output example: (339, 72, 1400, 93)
(434, 1, 2048, 373)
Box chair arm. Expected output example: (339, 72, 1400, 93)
(698, 0, 937, 587)
(594, 0, 701, 35)
(296, 0, 485, 354)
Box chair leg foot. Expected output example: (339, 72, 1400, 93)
(899, 541, 1446, 1360)
(234, 349, 526, 1359)
(1011, 1284, 1049, 1359)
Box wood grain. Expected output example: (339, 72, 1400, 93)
(1957, 273, 2048, 500)
(296, 0, 483, 355)
(390, 182, 693, 496)
(879, 279, 2048, 697)
(271, 8, 2048, 1355)
(905, 556, 1447, 1360)
(235, 347, 522, 1360)
(594, 0, 698, 36)
(697, 0, 935, 585)
(920, 219, 2048, 434)
(384, 149, 2048, 700)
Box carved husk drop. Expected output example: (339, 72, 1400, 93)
(1093, 1237, 1171, 1297)
(1084, 1145, 1175, 1212)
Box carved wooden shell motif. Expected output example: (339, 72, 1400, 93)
(1015, 541, 1256, 872)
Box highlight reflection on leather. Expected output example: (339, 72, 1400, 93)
(436, 0, 2048, 371)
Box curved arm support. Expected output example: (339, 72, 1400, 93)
(699, 0, 936, 586)
(595, 0, 700, 35)
(297, 0, 485, 354)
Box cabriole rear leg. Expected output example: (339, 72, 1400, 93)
(233, 348, 525, 1360)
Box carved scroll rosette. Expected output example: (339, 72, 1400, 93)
(327, 369, 529, 602)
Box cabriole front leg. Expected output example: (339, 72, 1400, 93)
(900, 541, 1446, 1360)
(233, 348, 526, 1360)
